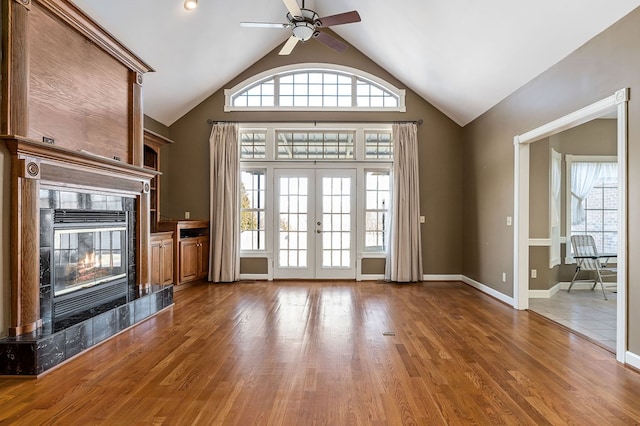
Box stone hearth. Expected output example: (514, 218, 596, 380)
(0, 285, 172, 376)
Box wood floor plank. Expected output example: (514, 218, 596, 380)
(1, 280, 640, 425)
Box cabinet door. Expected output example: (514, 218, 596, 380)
(180, 239, 199, 283)
(150, 240, 161, 284)
(161, 239, 174, 284)
(197, 237, 209, 278)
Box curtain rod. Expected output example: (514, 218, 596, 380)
(207, 119, 423, 126)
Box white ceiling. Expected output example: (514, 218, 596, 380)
(71, 0, 640, 127)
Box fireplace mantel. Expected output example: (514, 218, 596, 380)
(2, 135, 157, 337)
(3, 135, 157, 189)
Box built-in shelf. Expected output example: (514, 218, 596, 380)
(144, 129, 175, 233)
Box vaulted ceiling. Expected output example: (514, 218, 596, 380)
(71, 0, 640, 127)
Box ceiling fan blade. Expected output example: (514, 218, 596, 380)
(282, 0, 302, 19)
(240, 22, 290, 29)
(279, 35, 299, 55)
(312, 31, 347, 53)
(316, 11, 361, 27)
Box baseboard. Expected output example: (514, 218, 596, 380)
(529, 282, 563, 298)
(359, 274, 385, 281)
(626, 351, 640, 370)
(239, 274, 270, 281)
(423, 274, 464, 281)
(558, 281, 596, 290)
(461, 276, 514, 306)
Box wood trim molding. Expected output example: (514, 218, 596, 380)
(1, 0, 30, 136)
(3, 136, 158, 181)
(9, 155, 42, 336)
(33, 0, 153, 74)
(13, 0, 31, 10)
(144, 129, 175, 148)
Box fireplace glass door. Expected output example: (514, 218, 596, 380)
(53, 226, 127, 296)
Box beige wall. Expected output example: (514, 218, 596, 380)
(463, 7, 640, 352)
(144, 115, 171, 138)
(165, 33, 465, 275)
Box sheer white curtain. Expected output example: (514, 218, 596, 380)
(385, 123, 423, 282)
(209, 123, 240, 282)
(570, 162, 613, 225)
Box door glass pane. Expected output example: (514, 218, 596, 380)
(320, 176, 351, 268)
(278, 177, 308, 268)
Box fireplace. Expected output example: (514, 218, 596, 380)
(51, 210, 129, 319)
(39, 189, 138, 330)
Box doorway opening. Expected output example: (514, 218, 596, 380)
(513, 88, 629, 363)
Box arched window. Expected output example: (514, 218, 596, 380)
(225, 63, 406, 112)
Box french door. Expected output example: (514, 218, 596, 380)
(274, 168, 356, 279)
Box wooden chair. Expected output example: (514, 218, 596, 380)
(568, 235, 617, 300)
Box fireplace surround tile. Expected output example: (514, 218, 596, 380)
(65, 322, 93, 359)
(118, 304, 134, 331)
(40, 285, 52, 325)
(93, 310, 118, 344)
(37, 333, 66, 374)
(134, 296, 151, 323)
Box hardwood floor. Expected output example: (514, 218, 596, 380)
(2, 280, 640, 425)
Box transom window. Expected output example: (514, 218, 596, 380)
(365, 131, 393, 159)
(276, 131, 355, 159)
(225, 64, 406, 112)
(240, 131, 266, 159)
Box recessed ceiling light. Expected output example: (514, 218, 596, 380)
(184, 0, 197, 10)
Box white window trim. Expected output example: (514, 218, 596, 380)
(564, 154, 617, 264)
(225, 63, 406, 113)
(549, 149, 562, 268)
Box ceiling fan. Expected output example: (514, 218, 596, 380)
(240, 0, 361, 55)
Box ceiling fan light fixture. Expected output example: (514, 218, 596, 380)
(292, 21, 315, 41)
(184, 0, 198, 10)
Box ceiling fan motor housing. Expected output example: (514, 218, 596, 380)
(288, 8, 319, 41)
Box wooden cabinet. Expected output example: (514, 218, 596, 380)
(158, 220, 209, 285)
(144, 129, 174, 233)
(179, 236, 209, 283)
(150, 232, 174, 285)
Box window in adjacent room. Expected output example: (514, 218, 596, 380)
(566, 155, 618, 259)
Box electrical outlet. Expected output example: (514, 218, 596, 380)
(420, 216, 426, 223)
(506, 216, 512, 226)
(531, 269, 537, 278)
(184, 211, 190, 219)
(502, 272, 506, 282)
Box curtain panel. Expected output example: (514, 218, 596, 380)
(385, 123, 423, 282)
(209, 123, 240, 282)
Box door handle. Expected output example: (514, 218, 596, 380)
(316, 229, 321, 234)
